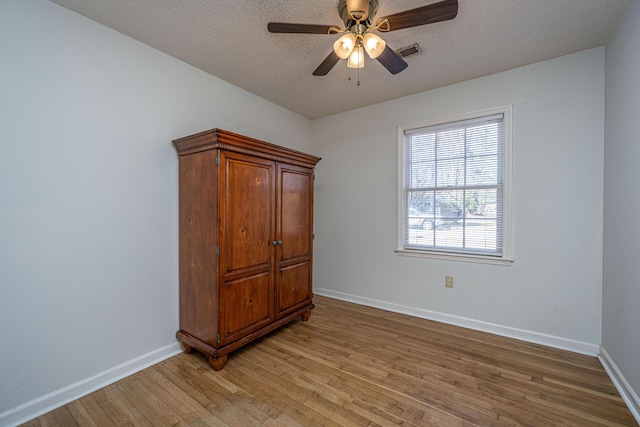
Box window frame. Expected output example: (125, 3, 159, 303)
(396, 105, 513, 265)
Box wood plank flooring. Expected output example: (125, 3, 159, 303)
(23, 296, 638, 426)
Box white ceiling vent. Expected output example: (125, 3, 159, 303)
(395, 43, 423, 58)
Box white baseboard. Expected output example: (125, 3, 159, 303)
(314, 288, 600, 356)
(0, 342, 182, 427)
(598, 347, 640, 425)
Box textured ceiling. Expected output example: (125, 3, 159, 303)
(50, 0, 629, 119)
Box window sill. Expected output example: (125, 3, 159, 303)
(395, 249, 514, 266)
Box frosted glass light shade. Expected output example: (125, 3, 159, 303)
(347, 45, 364, 69)
(363, 33, 386, 59)
(333, 33, 357, 59)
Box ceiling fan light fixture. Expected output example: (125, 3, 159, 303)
(268, 0, 458, 78)
(363, 32, 386, 59)
(333, 33, 357, 59)
(347, 45, 365, 68)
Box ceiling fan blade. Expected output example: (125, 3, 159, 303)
(313, 51, 341, 76)
(268, 22, 341, 34)
(375, 45, 408, 74)
(375, 0, 458, 32)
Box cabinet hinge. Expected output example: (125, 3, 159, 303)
(216, 156, 220, 166)
(216, 333, 220, 345)
(216, 246, 220, 255)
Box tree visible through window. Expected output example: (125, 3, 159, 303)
(398, 107, 511, 261)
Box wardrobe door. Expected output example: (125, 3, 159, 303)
(275, 163, 314, 318)
(219, 151, 276, 344)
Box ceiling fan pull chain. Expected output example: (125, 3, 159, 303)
(346, 62, 360, 86)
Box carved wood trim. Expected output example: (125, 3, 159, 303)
(173, 128, 321, 168)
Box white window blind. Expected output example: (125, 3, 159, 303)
(400, 110, 510, 260)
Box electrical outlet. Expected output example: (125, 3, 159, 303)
(445, 276, 454, 288)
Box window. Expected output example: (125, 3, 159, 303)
(397, 106, 512, 264)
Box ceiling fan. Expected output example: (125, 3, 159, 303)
(268, 0, 458, 77)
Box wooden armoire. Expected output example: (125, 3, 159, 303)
(172, 128, 320, 370)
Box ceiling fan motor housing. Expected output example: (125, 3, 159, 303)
(339, 0, 379, 26)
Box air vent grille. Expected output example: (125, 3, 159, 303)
(396, 43, 422, 58)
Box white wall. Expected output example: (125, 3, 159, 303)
(0, 0, 312, 417)
(603, 0, 640, 414)
(312, 48, 605, 351)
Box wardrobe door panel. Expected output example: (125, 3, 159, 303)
(279, 165, 313, 262)
(221, 272, 274, 344)
(277, 261, 312, 317)
(221, 152, 275, 276)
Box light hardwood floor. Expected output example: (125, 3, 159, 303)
(23, 296, 637, 426)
